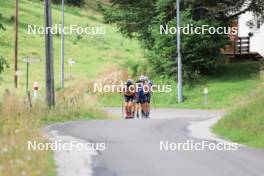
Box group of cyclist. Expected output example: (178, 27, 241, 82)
(123, 75, 152, 119)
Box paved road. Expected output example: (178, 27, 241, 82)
(49, 108, 264, 176)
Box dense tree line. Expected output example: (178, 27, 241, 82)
(101, 0, 264, 80)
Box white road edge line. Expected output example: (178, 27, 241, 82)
(49, 130, 97, 176)
(187, 116, 243, 147)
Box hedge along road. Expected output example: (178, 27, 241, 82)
(48, 108, 264, 176)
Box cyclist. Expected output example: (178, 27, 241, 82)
(144, 76, 152, 118)
(138, 76, 149, 118)
(123, 79, 135, 119)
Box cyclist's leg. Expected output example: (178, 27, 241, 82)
(143, 103, 148, 118)
(146, 95, 151, 118)
(135, 103, 140, 118)
(124, 96, 130, 118)
(140, 100, 145, 118)
(128, 99, 133, 118)
(132, 98, 135, 118)
(136, 94, 140, 117)
(141, 97, 148, 118)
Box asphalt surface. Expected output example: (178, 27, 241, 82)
(49, 108, 264, 176)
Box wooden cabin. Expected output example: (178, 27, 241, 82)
(222, 14, 263, 61)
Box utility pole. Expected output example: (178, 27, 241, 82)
(176, 0, 183, 103)
(44, 0, 55, 107)
(26, 57, 29, 91)
(14, 0, 19, 88)
(61, 0, 65, 89)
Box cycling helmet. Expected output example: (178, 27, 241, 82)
(126, 79, 133, 86)
(139, 75, 145, 81)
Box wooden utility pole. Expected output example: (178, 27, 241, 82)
(14, 0, 19, 88)
(44, 0, 55, 106)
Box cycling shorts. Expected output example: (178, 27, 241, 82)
(124, 95, 134, 102)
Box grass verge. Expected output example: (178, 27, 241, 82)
(99, 61, 262, 109)
(0, 82, 111, 176)
(213, 71, 264, 148)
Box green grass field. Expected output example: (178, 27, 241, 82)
(0, 0, 145, 95)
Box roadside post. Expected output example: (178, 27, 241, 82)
(68, 58, 76, 83)
(22, 57, 41, 91)
(204, 88, 208, 105)
(33, 81, 39, 99)
(26, 58, 29, 91)
(22, 56, 41, 106)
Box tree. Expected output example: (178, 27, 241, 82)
(184, 0, 264, 20)
(102, 0, 264, 80)
(146, 10, 228, 79)
(102, 1, 225, 79)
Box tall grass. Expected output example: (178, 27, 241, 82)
(0, 81, 111, 176)
(213, 70, 264, 148)
(0, 91, 55, 176)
